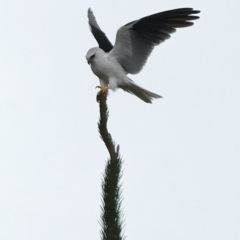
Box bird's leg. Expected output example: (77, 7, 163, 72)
(96, 86, 109, 94)
(96, 86, 109, 102)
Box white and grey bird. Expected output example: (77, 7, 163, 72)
(86, 8, 200, 103)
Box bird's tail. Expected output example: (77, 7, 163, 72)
(121, 79, 162, 103)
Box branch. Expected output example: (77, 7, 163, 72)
(97, 92, 125, 240)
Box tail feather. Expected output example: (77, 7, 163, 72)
(121, 81, 162, 103)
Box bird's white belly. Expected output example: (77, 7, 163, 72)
(91, 58, 125, 85)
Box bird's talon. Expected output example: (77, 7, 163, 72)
(97, 86, 109, 95)
(96, 86, 109, 102)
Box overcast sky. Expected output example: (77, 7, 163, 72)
(1, 0, 240, 239)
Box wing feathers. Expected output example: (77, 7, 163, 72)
(88, 8, 113, 52)
(110, 8, 200, 74)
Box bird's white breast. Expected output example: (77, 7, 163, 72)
(91, 54, 126, 84)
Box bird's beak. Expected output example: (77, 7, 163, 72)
(87, 59, 90, 64)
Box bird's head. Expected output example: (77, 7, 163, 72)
(86, 47, 105, 64)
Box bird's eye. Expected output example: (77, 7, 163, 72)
(90, 54, 95, 59)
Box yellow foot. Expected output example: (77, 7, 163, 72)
(96, 86, 109, 94)
(96, 86, 109, 102)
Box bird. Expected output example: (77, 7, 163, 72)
(86, 8, 200, 103)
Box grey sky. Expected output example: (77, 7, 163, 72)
(0, 0, 239, 239)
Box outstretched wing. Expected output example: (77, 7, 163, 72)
(109, 8, 200, 74)
(88, 8, 113, 53)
